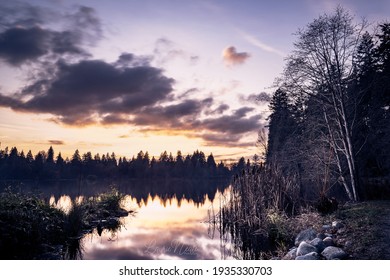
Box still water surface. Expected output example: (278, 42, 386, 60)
(45, 179, 233, 260)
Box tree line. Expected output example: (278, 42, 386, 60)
(265, 7, 390, 201)
(0, 146, 249, 180)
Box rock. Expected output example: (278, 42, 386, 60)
(332, 221, 345, 230)
(295, 252, 320, 260)
(323, 237, 334, 247)
(322, 225, 332, 232)
(317, 233, 326, 240)
(297, 241, 318, 256)
(310, 237, 326, 252)
(321, 246, 348, 260)
(283, 248, 297, 260)
(295, 228, 317, 246)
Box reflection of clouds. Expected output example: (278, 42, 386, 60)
(82, 191, 232, 260)
(83, 222, 224, 260)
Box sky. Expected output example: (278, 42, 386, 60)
(0, 0, 389, 162)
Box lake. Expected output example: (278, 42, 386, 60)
(6, 179, 234, 260)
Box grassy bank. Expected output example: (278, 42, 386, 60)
(332, 200, 390, 259)
(0, 187, 132, 260)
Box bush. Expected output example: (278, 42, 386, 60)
(0, 188, 66, 259)
(0, 186, 130, 259)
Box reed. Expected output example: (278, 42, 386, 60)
(219, 164, 301, 259)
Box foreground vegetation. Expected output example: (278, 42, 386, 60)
(0, 187, 132, 260)
(217, 164, 390, 259)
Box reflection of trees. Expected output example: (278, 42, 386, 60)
(120, 179, 230, 207)
(7, 178, 230, 208)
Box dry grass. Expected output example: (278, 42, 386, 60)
(334, 200, 390, 259)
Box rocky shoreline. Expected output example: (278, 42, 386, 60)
(283, 221, 350, 260)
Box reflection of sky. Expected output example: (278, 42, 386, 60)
(81, 189, 232, 260)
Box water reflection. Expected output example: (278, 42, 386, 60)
(82, 188, 232, 260)
(15, 178, 233, 259)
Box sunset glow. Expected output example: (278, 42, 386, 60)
(0, 0, 389, 160)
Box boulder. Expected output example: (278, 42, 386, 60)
(321, 246, 348, 260)
(297, 241, 318, 256)
(323, 236, 334, 247)
(295, 228, 317, 246)
(310, 237, 326, 252)
(317, 233, 326, 240)
(322, 225, 332, 232)
(332, 221, 345, 230)
(295, 252, 320, 260)
(283, 248, 297, 260)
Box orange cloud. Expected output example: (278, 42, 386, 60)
(222, 46, 250, 66)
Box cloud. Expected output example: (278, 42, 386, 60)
(199, 132, 254, 147)
(222, 46, 250, 66)
(199, 112, 261, 135)
(129, 98, 214, 131)
(0, 4, 101, 66)
(204, 103, 230, 115)
(48, 140, 64, 145)
(0, 2, 262, 149)
(153, 37, 198, 65)
(239, 92, 272, 104)
(0, 1, 52, 28)
(0, 56, 174, 125)
(0, 26, 89, 66)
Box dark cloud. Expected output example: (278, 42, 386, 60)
(0, 4, 101, 66)
(198, 112, 262, 135)
(234, 106, 254, 117)
(0, 26, 89, 66)
(134, 105, 263, 147)
(0, 56, 174, 125)
(115, 52, 152, 67)
(0, 1, 53, 28)
(222, 46, 250, 66)
(132, 98, 212, 127)
(65, 6, 102, 43)
(177, 88, 199, 99)
(200, 133, 255, 147)
(48, 140, 64, 145)
(0, 27, 50, 65)
(239, 92, 272, 104)
(205, 103, 230, 115)
(118, 135, 129, 139)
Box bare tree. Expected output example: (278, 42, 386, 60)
(256, 127, 268, 162)
(280, 7, 367, 201)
